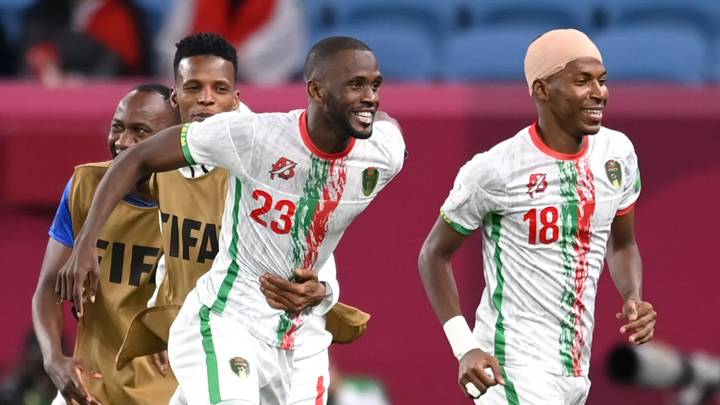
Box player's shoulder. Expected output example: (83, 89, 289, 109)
(73, 160, 112, 180)
(367, 117, 406, 164)
(594, 126, 636, 155)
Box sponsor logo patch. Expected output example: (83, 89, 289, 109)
(270, 157, 297, 180)
(362, 167, 379, 196)
(605, 160, 622, 189)
(527, 173, 548, 198)
(229, 357, 250, 378)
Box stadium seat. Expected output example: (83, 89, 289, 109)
(457, 0, 596, 33)
(597, 0, 720, 39)
(331, 0, 462, 37)
(323, 24, 437, 81)
(133, 0, 172, 41)
(0, 0, 34, 44)
(303, 0, 339, 43)
(595, 27, 709, 84)
(441, 28, 540, 82)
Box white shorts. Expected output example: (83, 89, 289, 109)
(168, 291, 293, 405)
(474, 365, 590, 405)
(287, 347, 329, 405)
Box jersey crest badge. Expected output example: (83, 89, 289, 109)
(362, 167, 379, 196)
(605, 160, 622, 189)
(270, 157, 297, 180)
(230, 357, 250, 377)
(527, 173, 548, 198)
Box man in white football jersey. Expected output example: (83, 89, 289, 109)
(58, 36, 405, 405)
(418, 29, 657, 404)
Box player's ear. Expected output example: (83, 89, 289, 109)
(170, 88, 179, 108)
(533, 80, 550, 101)
(307, 80, 323, 103)
(233, 90, 240, 110)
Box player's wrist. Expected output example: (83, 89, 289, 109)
(443, 315, 481, 361)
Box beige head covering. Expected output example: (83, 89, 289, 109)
(524, 29, 602, 95)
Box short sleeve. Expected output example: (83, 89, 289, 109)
(311, 254, 339, 316)
(617, 144, 641, 215)
(181, 110, 255, 171)
(48, 177, 74, 247)
(373, 120, 406, 190)
(440, 154, 503, 235)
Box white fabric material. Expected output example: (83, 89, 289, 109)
(182, 109, 405, 350)
(441, 125, 640, 376)
(169, 291, 293, 405)
(287, 344, 329, 405)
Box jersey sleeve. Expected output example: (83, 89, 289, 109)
(373, 120, 406, 192)
(311, 254, 339, 316)
(440, 153, 504, 235)
(181, 110, 256, 173)
(48, 177, 74, 247)
(617, 143, 641, 215)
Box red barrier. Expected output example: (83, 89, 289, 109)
(1, 82, 719, 404)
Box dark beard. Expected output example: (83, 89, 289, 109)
(324, 94, 372, 140)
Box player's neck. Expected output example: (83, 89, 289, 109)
(306, 105, 352, 154)
(536, 115, 585, 155)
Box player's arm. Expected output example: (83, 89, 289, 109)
(33, 239, 103, 405)
(418, 217, 504, 398)
(56, 124, 187, 315)
(259, 255, 338, 314)
(607, 210, 656, 345)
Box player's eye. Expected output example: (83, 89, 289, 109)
(112, 124, 123, 131)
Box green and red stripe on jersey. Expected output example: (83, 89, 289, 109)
(276, 112, 350, 350)
(557, 157, 596, 376)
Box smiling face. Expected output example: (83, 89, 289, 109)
(315, 49, 382, 139)
(107, 90, 177, 158)
(542, 57, 608, 136)
(172, 55, 239, 123)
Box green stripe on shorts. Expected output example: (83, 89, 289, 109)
(199, 305, 221, 404)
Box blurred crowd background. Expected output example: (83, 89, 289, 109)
(0, 0, 719, 85)
(0, 1, 719, 405)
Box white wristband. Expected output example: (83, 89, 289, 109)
(443, 316, 481, 361)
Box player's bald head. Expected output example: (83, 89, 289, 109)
(303, 36, 372, 81)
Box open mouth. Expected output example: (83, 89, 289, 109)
(353, 111, 374, 126)
(582, 108, 603, 121)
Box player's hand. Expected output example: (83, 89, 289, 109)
(458, 349, 505, 399)
(617, 299, 656, 345)
(151, 351, 169, 377)
(55, 239, 100, 317)
(259, 269, 326, 313)
(45, 355, 103, 405)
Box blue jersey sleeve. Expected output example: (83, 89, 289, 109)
(48, 177, 74, 248)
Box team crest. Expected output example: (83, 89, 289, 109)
(270, 157, 297, 180)
(605, 160, 622, 189)
(527, 173, 548, 198)
(362, 167, 379, 196)
(229, 357, 250, 378)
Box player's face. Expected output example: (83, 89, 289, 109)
(545, 57, 608, 136)
(172, 55, 239, 123)
(322, 50, 382, 139)
(107, 91, 177, 158)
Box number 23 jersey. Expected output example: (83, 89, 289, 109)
(441, 123, 641, 376)
(181, 109, 405, 348)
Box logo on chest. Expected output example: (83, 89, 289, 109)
(362, 167, 379, 196)
(270, 157, 297, 180)
(605, 160, 622, 189)
(527, 173, 548, 198)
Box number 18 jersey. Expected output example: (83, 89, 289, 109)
(441, 124, 641, 376)
(181, 109, 405, 349)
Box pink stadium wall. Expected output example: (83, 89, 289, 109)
(1, 83, 718, 404)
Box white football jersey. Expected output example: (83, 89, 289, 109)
(182, 109, 405, 349)
(441, 124, 641, 376)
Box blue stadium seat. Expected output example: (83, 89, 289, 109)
(441, 28, 540, 82)
(711, 40, 720, 83)
(0, 0, 34, 44)
(133, 0, 172, 41)
(331, 0, 461, 37)
(595, 27, 709, 84)
(323, 24, 437, 81)
(303, 0, 339, 44)
(597, 0, 720, 39)
(457, 0, 596, 33)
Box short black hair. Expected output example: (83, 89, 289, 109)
(133, 83, 172, 101)
(173, 32, 238, 79)
(303, 36, 372, 81)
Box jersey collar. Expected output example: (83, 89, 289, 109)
(299, 111, 355, 160)
(529, 122, 589, 161)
